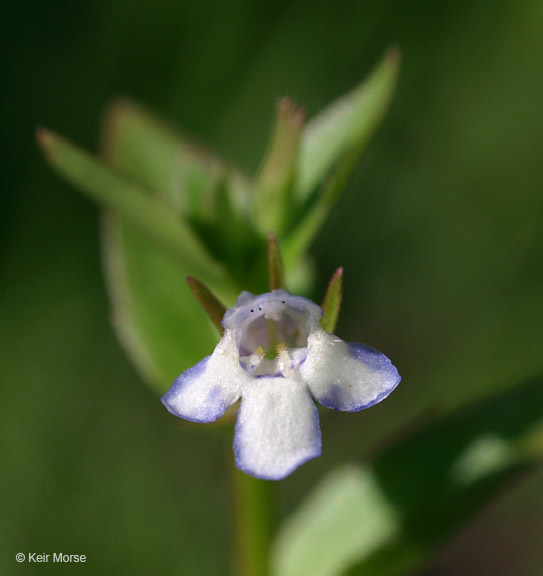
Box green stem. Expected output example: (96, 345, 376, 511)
(231, 463, 278, 576)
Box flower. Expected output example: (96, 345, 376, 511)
(162, 289, 400, 480)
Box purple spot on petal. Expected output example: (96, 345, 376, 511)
(319, 384, 346, 411)
(205, 385, 228, 416)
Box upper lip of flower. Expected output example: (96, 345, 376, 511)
(162, 289, 400, 480)
(223, 290, 321, 330)
(231, 292, 316, 376)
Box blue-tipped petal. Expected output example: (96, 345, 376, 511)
(302, 330, 400, 412)
(162, 288, 400, 479)
(162, 333, 243, 423)
(234, 377, 321, 480)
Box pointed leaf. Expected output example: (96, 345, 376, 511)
(103, 214, 220, 393)
(296, 48, 400, 202)
(282, 50, 399, 266)
(254, 98, 304, 235)
(37, 128, 236, 301)
(187, 276, 226, 334)
(283, 51, 400, 267)
(102, 101, 260, 281)
(320, 267, 343, 333)
(268, 232, 286, 291)
(102, 99, 252, 222)
(283, 152, 362, 268)
(272, 377, 543, 576)
(96, 107, 245, 392)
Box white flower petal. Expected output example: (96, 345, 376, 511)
(161, 331, 243, 423)
(234, 377, 321, 480)
(302, 330, 400, 412)
(162, 288, 400, 479)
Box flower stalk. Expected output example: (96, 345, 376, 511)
(232, 463, 278, 576)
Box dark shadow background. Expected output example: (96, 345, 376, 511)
(2, 0, 542, 574)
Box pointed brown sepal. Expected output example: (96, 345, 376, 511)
(268, 232, 286, 291)
(320, 267, 343, 333)
(187, 276, 226, 334)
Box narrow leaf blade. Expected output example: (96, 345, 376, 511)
(37, 128, 235, 300)
(296, 48, 400, 202)
(254, 98, 304, 235)
(102, 99, 252, 222)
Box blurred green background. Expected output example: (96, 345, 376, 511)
(2, 0, 542, 574)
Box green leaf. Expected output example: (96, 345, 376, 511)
(96, 106, 250, 392)
(296, 48, 400, 202)
(102, 100, 252, 223)
(254, 98, 304, 236)
(272, 377, 543, 576)
(37, 128, 236, 301)
(102, 101, 262, 285)
(102, 215, 220, 393)
(282, 155, 359, 268)
(283, 50, 400, 267)
(320, 267, 343, 333)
